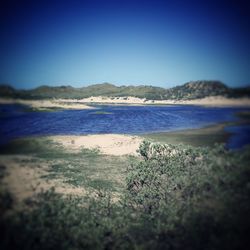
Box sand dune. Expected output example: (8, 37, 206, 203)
(0, 98, 94, 110)
(62, 95, 250, 107)
(0, 156, 86, 202)
(179, 96, 250, 107)
(1, 96, 250, 108)
(52, 134, 143, 156)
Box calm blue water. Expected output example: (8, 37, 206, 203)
(0, 104, 250, 149)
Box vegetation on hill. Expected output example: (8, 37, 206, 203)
(162, 81, 229, 99)
(1, 141, 249, 249)
(1, 81, 250, 100)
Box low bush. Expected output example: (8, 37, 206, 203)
(1, 142, 249, 249)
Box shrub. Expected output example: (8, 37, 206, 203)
(1, 142, 250, 249)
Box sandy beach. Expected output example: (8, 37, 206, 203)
(76, 95, 250, 106)
(1, 96, 250, 109)
(0, 119, 246, 207)
(51, 134, 143, 156)
(50, 122, 230, 156)
(0, 98, 94, 110)
(0, 155, 86, 202)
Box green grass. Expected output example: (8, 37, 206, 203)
(0, 137, 136, 193)
(0, 165, 6, 179)
(1, 135, 250, 249)
(87, 179, 116, 191)
(42, 152, 138, 192)
(142, 123, 230, 147)
(143, 113, 250, 147)
(1, 141, 249, 250)
(0, 137, 62, 156)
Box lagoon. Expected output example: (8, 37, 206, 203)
(0, 104, 249, 149)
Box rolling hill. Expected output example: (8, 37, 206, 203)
(0, 81, 249, 100)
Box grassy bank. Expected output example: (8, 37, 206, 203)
(143, 111, 250, 147)
(0, 139, 249, 249)
(142, 123, 231, 147)
(0, 138, 137, 200)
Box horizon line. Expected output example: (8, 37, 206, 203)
(1, 80, 250, 90)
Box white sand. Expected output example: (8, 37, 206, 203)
(52, 134, 143, 156)
(64, 95, 250, 107)
(1, 96, 250, 107)
(177, 96, 250, 107)
(0, 98, 94, 110)
(0, 156, 86, 202)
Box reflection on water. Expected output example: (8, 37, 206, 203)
(0, 104, 249, 149)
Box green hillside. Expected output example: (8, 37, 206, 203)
(0, 81, 249, 100)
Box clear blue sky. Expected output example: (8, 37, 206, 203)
(0, 0, 249, 89)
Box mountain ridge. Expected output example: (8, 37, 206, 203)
(0, 81, 249, 100)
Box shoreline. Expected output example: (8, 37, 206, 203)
(0, 98, 94, 110)
(142, 123, 231, 147)
(1, 114, 249, 156)
(17, 123, 232, 156)
(1, 106, 249, 154)
(0, 121, 248, 157)
(49, 118, 250, 154)
(0, 124, 229, 157)
(1, 95, 250, 109)
(78, 95, 250, 107)
(50, 134, 143, 156)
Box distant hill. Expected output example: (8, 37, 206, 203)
(0, 81, 250, 100)
(163, 81, 229, 100)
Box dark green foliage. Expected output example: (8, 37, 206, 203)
(1, 142, 250, 249)
(163, 80, 229, 100)
(0, 189, 133, 250)
(0, 138, 62, 156)
(0, 85, 16, 97)
(125, 142, 250, 249)
(0, 165, 6, 179)
(0, 138, 129, 193)
(0, 189, 13, 215)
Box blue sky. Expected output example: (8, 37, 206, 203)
(0, 0, 249, 89)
